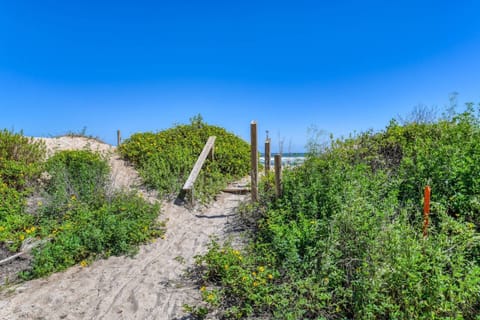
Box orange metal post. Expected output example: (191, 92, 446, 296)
(423, 186, 431, 238)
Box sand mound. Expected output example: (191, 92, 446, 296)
(34, 136, 146, 195)
(0, 136, 249, 320)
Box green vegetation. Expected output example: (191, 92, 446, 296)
(0, 130, 45, 251)
(195, 105, 480, 319)
(0, 131, 164, 280)
(119, 115, 250, 202)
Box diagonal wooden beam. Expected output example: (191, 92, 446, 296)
(183, 136, 216, 191)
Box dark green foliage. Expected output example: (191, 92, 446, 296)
(196, 105, 480, 319)
(119, 115, 250, 202)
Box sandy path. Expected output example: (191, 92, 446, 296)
(0, 137, 249, 320)
(0, 191, 246, 320)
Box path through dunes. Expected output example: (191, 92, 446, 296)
(0, 137, 249, 320)
(0, 191, 247, 320)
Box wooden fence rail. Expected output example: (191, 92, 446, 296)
(181, 136, 216, 205)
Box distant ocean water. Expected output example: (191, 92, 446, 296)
(260, 153, 306, 167)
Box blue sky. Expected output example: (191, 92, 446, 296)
(1, 1, 480, 152)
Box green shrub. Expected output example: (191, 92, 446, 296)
(0, 129, 45, 191)
(195, 105, 480, 319)
(0, 130, 45, 251)
(43, 150, 110, 214)
(25, 193, 163, 278)
(119, 115, 250, 202)
(18, 150, 165, 278)
(0, 141, 164, 280)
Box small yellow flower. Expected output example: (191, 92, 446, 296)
(253, 281, 259, 287)
(200, 286, 206, 292)
(80, 260, 88, 267)
(25, 226, 36, 234)
(268, 274, 273, 280)
(224, 264, 229, 270)
(0, 226, 5, 232)
(252, 272, 256, 277)
(258, 266, 265, 273)
(71, 195, 76, 200)
(241, 276, 247, 281)
(19, 234, 25, 241)
(207, 294, 215, 302)
(233, 250, 240, 255)
(37, 201, 43, 206)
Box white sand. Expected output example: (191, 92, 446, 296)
(0, 137, 248, 320)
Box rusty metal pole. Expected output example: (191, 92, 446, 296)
(423, 186, 431, 238)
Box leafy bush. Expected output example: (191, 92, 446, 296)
(195, 105, 480, 319)
(0, 139, 164, 280)
(0, 130, 45, 250)
(19, 150, 164, 278)
(43, 150, 110, 213)
(24, 193, 163, 278)
(119, 115, 250, 202)
(0, 129, 45, 191)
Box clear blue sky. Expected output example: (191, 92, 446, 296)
(1, 1, 480, 152)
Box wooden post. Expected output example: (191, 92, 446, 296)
(265, 139, 271, 176)
(423, 186, 431, 238)
(209, 143, 215, 161)
(251, 121, 258, 202)
(274, 154, 282, 198)
(117, 130, 121, 146)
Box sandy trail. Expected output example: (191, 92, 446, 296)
(0, 137, 249, 320)
(0, 193, 245, 320)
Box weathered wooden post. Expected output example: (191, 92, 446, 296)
(209, 143, 215, 161)
(251, 121, 258, 202)
(117, 130, 121, 146)
(274, 154, 282, 198)
(265, 138, 271, 176)
(423, 185, 431, 238)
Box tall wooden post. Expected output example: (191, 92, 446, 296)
(117, 130, 121, 146)
(265, 139, 271, 176)
(274, 154, 282, 198)
(251, 121, 258, 202)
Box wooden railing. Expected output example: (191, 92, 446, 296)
(181, 136, 216, 205)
